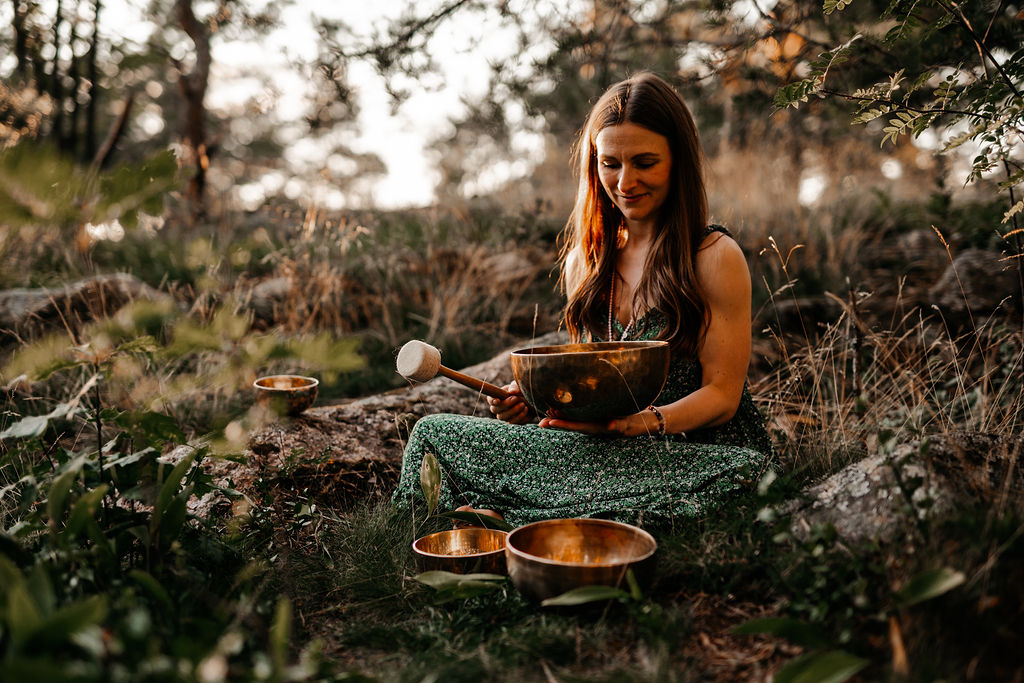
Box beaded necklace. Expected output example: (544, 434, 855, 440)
(607, 275, 635, 341)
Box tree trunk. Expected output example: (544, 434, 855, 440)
(50, 0, 64, 146)
(12, 0, 29, 79)
(85, 0, 100, 160)
(66, 5, 80, 156)
(173, 0, 211, 217)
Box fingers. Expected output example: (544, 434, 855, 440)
(487, 384, 531, 424)
(538, 417, 607, 434)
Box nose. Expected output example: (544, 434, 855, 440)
(617, 165, 638, 193)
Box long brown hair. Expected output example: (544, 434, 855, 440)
(560, 72, 709, 356)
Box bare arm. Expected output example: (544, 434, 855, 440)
(540, 233, 752, 436)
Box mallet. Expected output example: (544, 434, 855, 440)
(396, 340, 511, 400)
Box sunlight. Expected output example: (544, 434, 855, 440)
(798, 171, 827, 206)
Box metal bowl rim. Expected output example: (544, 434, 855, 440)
(510, 340, 669, 358)
(253, 375, 320, 391)
(505, 518, 658, 568)
(412, 528, 508, 559)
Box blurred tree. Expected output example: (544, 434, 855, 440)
(2, 0, 379, 219)
(319, 0, 1019, 225)
(171, 0, 211, 213)
(770, 0, 1022, 265)
(318, 0, 879, 207)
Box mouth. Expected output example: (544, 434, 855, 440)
(618, 193, 647, 204)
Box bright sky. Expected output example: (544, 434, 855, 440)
(0, 0, 547, 209)
(206, 0, 542, 210)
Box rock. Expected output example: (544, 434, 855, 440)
(787, 431, 1024, 543)
(0, 273, 173, 342)
(243, 276, 293, 326)
(242, 330, 569, 507)
(928, 248, 1023, 326)
(755, 295, 843, 339)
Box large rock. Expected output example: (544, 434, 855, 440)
(0, 273, 174, 342)
(243, 330, 569, 507)
(787, 431, 1024, 543)
(928, 248, 1023, 326)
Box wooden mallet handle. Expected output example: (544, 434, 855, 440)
(437, 366, 510, 400)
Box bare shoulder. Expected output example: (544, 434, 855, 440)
(695, 230, 748, 284)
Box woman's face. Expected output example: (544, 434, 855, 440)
(595, 122, 673, 227)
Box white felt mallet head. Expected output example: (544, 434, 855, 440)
(395, 339, 511, 399)
(397, 340, 442, 382)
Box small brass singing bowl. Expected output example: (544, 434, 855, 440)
(505, 518, 658, 603)
(412, 528, 509, 575)
(510, 341, 670, 421)
(253, 375, 319, 416)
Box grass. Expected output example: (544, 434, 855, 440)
(273, 496, 777, 682)
(2, 130, 1023, 680)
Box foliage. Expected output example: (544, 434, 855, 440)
(0, 289, 367, 678)
(0, 402, 313, 679)
(771, 0, 1024, 251)
(0, 142, 180, 279)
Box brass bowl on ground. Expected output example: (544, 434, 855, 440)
(510, 341, 670, 421)
(253, 375, 319, 416)
(505, 518, 658, 603)
(412, 528, 508, 575)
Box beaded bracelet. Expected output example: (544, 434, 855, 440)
(647, 405, 666, 437)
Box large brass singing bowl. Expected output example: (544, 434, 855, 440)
(510, 341, 670, 421)
(505, 518, 658, 603)
(412, 528, 508, 575)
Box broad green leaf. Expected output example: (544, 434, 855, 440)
(26, 596, 108, 649)
(732, 617, 833, 649)
(420, 452, 441, 517)
(894, 567, 965, 608)
(104, 446, 158, 470)
(541, 585, 632, 607)
(415, 571, 507, 602)
(64, 486, 108, 539)
(270, 598, 292, 679)
(626, 568, 643, 601)
(6, 582, 42, 647)
(773, 650, 869, 683)
(437, 509, 513, 531)
(0, 415, 49, 440)
(128, 570, 174, 612)
(151, 451, 198, 532)
(415, 571, 506, 589)
(46, 469, 78, 529)
(26, 565, 56, 616)
(158, 491, 190, 549)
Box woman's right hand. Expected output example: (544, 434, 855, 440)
(487, 381, 531, 424)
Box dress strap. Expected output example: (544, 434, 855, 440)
(704, 223, 732, 238)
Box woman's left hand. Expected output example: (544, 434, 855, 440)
(538, 410, 654, 437)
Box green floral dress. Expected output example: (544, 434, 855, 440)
(392, 315, 773, 528)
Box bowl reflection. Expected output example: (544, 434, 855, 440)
(510, 341, 669, 421)
(253, 375, 319, 416)
(412, 527, 508, 575)
(505, 518, 657, 603)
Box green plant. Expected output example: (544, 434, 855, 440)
(774, 0, 1023, 257)
(0, 142, 180, 283)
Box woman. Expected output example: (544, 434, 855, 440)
(393, 72, 772, 527)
